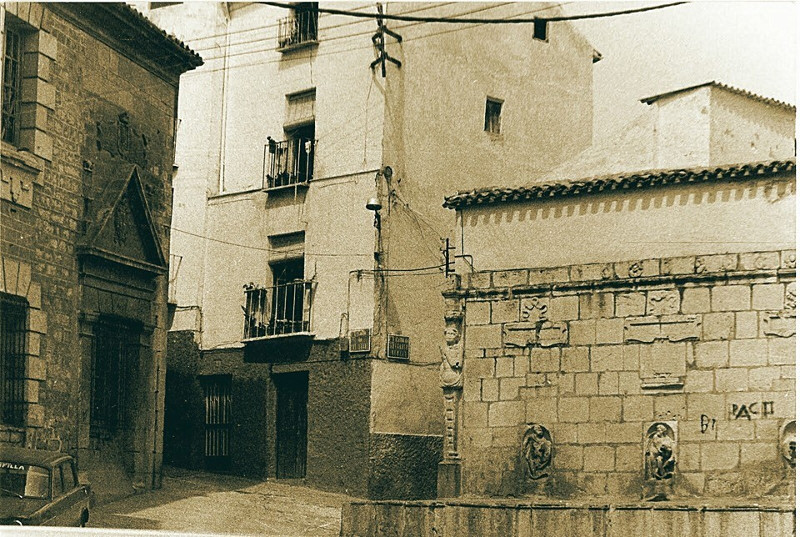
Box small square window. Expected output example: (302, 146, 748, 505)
(484, 98, 503, 134)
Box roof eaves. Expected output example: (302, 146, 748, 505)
(640, 80, 796, 111)
(443, 159, 796, 210)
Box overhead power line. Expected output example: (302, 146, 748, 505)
(257, 1, 687, 24)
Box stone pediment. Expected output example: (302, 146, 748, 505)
(79, 166, 166, 274)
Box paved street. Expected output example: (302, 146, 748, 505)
(90, 467, 353, 536)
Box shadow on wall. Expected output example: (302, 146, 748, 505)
(368, 433, 443, 500)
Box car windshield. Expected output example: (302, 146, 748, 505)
(0, 462, 50, 499)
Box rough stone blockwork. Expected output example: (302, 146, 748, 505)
(453, 250, 795, 500)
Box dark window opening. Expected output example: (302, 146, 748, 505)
(90, 319, 140, 439)
(533, 19, 548, 41)
(2, 24, 23, 146)
(484, 98, 503, 134)
(0, 294, 26, 427)
(265, 123, 316, 188)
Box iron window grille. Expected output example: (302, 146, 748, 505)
(90, 319, 140, 439)
(0, 295, 26, 427)
(277, 3, 319, 50)
(2, 25, 23, 145)
(484, 97, 503, 134)
(243, 281, 313, 339)
(264, 136, 317, 189)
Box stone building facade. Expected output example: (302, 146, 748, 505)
(139, 2, 598, 498)
(0, 2, 200, 500)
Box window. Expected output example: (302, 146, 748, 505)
(2, 24, 23, 145)
(264, 92, 316, 189)
(278, 3, 319, 50)
(90, 319, 140, 439)
(60, 462, 77, 490)
(484, 98, 503, 134)
(0, 294, 26, 427)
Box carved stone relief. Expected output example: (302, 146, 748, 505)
(440, 309, 464, 389)
(522, 424, 552, 480)
(646, 290, 680, 316)
(781, 420, 795, 468)
(520, 297, 549, 322)
(643, 422, 676, 501)
(504, 322, 567, 348)
(639, 343, 687, 389)
(761, 312, 796, 338)
(624, 315, 701, 343)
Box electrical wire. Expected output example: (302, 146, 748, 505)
(257, 0, 687, 24)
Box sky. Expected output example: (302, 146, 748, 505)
(560, 1, 797, 140)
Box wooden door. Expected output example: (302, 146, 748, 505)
(275, 372, 308, 478)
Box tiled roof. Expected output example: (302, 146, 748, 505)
(442, 159, 796, 210)
(116, 4, 203, 67)
(641, 81, 796, 111)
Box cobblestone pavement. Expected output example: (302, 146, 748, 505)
(89, 467, 354, 536)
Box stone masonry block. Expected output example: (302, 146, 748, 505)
(728, 339, 768, 367)
(596, 318, 624, 344)
(16, 262, 31, 298)
(716, 420, 754, 441)
(701, 443, 739, 470)
(570, 263, 614, 282)
(575, 373, 598, 395)
(529, 348, 560, 372)
(514, 356, 529, 377)
(466, 324, 502, 350)
(525, 397, 557, 423)
(469, 272, 491, 289)
(781, 250, 797, 269)
(569, 320, 596, 345)
(23, 380, 39, 404)
(549, 296, 579, 321)
(618, 372, 641, 395)
(562, 347, 589, 372)
(492, 300, 519, 324)
(577, 422, 606, 443)
(555, 445, 583, 470)
(734, 311, 758, 339)
(495, 357, 514, 377)
(615, 292, 646, 317)
(684, 370, 713, 393)
(681, 443, 701, 471)
(687, 393, 726, 420)
(492, 427, 519, 448)
(696, 254, 737, 274)
(606, 422, 642, 444)
(654, 394, 686, 420)
(752, 284, 785, 311)
(493, 269, 527, 288)
(25, 281, 41, 310)
(464, 378, 481, 402)
(26, 356, 46, 381)
(38, 32, 59, 61)
(591, 345, 623, 372)
(28, 309, 47, 334)
(488, 401, 524, 427)
(3, 258, 19, 295)
(598, 372, 619, 395)
(499, 377, 525, 400)
(463, 402, 488, 427)
(711, 285, 751, 312)
(622, 345, 640, 371)
(622, 396, 653, 421)
(528, 267, 570, 285)
(662, 256, 695, 275)
(579, 292, 614, 319)
(640, 342, 687, 379)
(27, 333, 40, 357)
(681, 287, 710, 314)
(26, 404, 45, 427)
(466, 301, 491, 325)
(590, 396, 622, 422)
(615, 445, 640, 472)
(558, 397, 589, 422)
(768, 337, 795, 365)
(526, 373, 547, 387)
(703, 312, 735, 340)
(481, 379, 499, 401)
(694, 341, 728, 368)
(740, 443, 779, 465)
(584, 446, 615, 472)
(18, 128, 52, 161)
(715, 368, 748, 392)
(468, 358, 494, 378)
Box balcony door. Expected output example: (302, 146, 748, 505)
(275, 371, 308, 478)
(270, 258, 306, 335)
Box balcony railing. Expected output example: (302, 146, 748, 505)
(263, 137, 316, 189)
(277, 9, 318, 50)
(243, 280, 313, 339)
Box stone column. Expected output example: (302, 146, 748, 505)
(438, 297, 464, 498)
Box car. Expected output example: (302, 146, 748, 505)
(0, 446, 94, 526)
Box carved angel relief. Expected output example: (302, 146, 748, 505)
(522, 424, 552, 480)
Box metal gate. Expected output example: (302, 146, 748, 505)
(202, 376, 231, 468)
(0, 295, 26, 427)
(275, 371, 308, 479)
